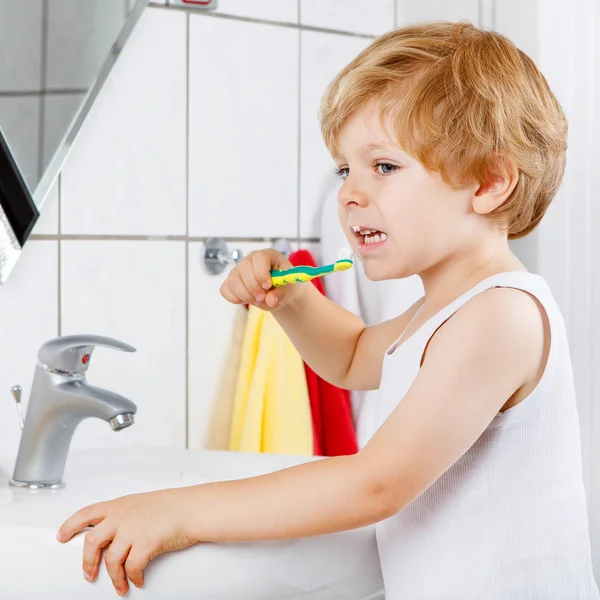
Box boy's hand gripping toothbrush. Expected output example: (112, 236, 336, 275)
(270, 249, 354, 288)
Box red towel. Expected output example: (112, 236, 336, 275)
(289, 249, 358, 456)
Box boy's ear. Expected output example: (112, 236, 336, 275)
(472, 158, 519, 215)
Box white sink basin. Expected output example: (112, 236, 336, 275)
(0, 447, 384, 599)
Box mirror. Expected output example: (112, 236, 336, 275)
(0, 0, 147, 283)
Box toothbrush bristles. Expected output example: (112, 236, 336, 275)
(337, 248, 354, 261)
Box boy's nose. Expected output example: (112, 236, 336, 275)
(338, 180, 369, 208)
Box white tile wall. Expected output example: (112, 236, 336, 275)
(395, 0, 480, 26)
(299, 31, 371, 238)
(0, 241, 58, 458)
(590, 2, 600, 577)
(60, 8, 187, 235)
(214, 0, 297, 23)
(492, 0, 539, 60)
(188, 16, 299, 238)
(61, 240, 186, 450)
(0, 0, 43, 92)
(301, 0, 395, 36)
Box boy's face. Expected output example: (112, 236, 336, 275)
(333, 102, 480, 281)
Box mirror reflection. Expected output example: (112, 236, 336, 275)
(0, 0, 138, 194)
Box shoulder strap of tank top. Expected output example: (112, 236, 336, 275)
(386, 271, 561, 428)
(403, 271, 555, 358)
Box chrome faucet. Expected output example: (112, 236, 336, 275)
(9, 335, 137, 489)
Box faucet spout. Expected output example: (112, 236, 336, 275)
(57, 379, 136, 423)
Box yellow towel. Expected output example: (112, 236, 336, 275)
(229, 305, 313, 455)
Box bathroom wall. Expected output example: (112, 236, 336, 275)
(0, 0, 484, 459)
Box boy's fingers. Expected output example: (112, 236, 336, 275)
(264, 290, 279, 308)
(220, 280, 244, 304)
(239, 260, 267, 301)
(251, 252, 275, 291)
(57, 504, 105, 542)
(225, 272, 255, 305)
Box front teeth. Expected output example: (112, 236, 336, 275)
(352, 226, 377, 235)
(351, 226, 376, 234)
(350, 226, 388, 244)
(364, 232, 388, 244)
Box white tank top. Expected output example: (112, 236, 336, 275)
(363, 272, 599, 599)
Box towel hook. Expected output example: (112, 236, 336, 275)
(272, 238, 292, 257)
(203, 237, 244, 275)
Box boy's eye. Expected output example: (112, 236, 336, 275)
(334, 166, 349, 179)
(375, 162, 398, 175)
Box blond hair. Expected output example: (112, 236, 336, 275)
(320, 22, 567, 239)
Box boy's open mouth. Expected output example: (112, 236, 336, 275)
(351, 225, 388, 246)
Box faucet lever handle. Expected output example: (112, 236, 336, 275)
(38, 334, 136, 374)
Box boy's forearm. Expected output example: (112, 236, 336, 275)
(184, 455, 392, 543)
(271, 283, 366, 388)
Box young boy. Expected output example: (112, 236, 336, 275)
(58, 22, 599, 598)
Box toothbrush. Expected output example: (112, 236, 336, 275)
(270, 249, 353, 288)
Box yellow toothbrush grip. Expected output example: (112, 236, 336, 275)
(270, 259, 352, 288)
(271, 272, 314, 288)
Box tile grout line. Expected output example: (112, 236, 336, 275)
(57, 173, 62, 336)
(0, 88, 89, 98)
(184, 11, 190, 450)
(29, 234, 321, 243)
(589, 4, 598, 559)
(148, 3, 376, 40)
(296, 9, 302, 246)
(583, 8, 594, 522)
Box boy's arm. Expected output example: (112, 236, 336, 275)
(183, 287, 546, 542)
(219, 247, 420, 391)
(57, 288, 545, 594)
(272, 281, 423, 390)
